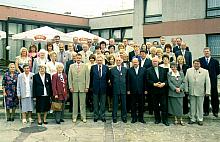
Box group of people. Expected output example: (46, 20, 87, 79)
(2, 35, 219, 127)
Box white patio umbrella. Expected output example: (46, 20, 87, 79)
(0, 30, 6, 39)
(66, 30, 109, 44)
(12, 26, 71, 42)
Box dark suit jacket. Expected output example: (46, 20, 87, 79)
(129, 51, 135, 62)
(90, 64, 109, 95)
(127, 67, 147, 94)
(175, 50, 192, 67)
(140, 58, 152, 69)
(110, 66, 127, 95)
(177, 64, 189, 76)
(74, 44, 83, 53)
(146, 66, 168, 95)
(65, 60, 75, 75)
(173, 46, 189, 54)
(33, 73, 52, 97)
(199, 57, 220, 87)
(52, 73, 68, 101)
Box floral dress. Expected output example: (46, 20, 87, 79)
(2, 71, 19, 109)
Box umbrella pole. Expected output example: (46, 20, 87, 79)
(3, 96, 7, 121)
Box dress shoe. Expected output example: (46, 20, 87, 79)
(11, 118, 14, 122)
(60, 119, 65, 122)
(113, 119, 117, 123)
(163, 122, 169, 126)
(131, 119, 137, 123)
(38, 122, 42, 126)
(122, 119, 127, 123)
(72, 119, 77, 123)
(198, 121, 203, 126)
(56, 121, 61, 124)
(204, 112, 209, 116)
(213, 113, 218, 117)
(94, 119, 98, 122)
(154, 121, 160, 124)
(43, 121, 48, 124)
(138, 119, 146, 124)
(82, 119, 87, 123)
(101, 118, 106, 122)
(188, 120, 195, 124)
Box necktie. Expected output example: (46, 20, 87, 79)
(77, 64, 80, 73)
(99, 65, 102, 78)
(206, 58, 209, 65)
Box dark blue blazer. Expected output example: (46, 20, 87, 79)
(33, 73, 52, 97)
(175, 50, 192, 67)
(110, 66, 127, 95)
(199, 57, 220, 87)
(146, 66, 168, 95)
(141, 58, 152, 69)
(90, 64, 109, 95)
(127, 67, 147, 94)
(173, 46, 189, 54)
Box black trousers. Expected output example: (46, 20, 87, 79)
(183, 93, 189, 114)
(153, 94, 168, 123)
(131, 93, 144, 120)
(93, 92, 106, 120)
(112, 93, 127, 120)
(204, 87, 219, 114)
(147, 93, 153, 114)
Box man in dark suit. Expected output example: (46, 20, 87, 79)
(199, 47, 220, 117)
(65, 52, 76, 112)
(73, 37, 82, 53)
(110, 57, 127, 123)
(90, 55, 109, 122)
(140, 50, 153, 114)
(146, 57, 169, 126)
(175, 42, 192, 67)
(127, 58, 148, 123)
(129, 44, 141, 62)
(173, 37, 189, 53)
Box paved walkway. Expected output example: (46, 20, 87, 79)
(1, 118, 220, 142)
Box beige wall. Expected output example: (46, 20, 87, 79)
(89, 13, 133, 29)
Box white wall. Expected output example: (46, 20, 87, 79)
(165, 34, 206, 60)
(162, 0, 206, 22)
(89, 13, 133, 29)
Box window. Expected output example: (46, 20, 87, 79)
(123, 28, 133, 39)
(91, 30, 99, 36)
(8, 23, 23, 61)
(207, 0, 220, 17)
(112, 29, 121, 39)
(144, 0, 162, 23)
(207, 34, 220, 58)
(100, 29, 109, 39)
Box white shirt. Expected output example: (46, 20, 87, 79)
(39, 73, 47, 96)
(24, 74, 31, 97)
(98, 64, 102, 77)
(46, 61, 59, 76)
(206, 56, 211, 64)
(79, 50, 93, 63)
(134, 66, 139, 75)
(53, 43, 60, 53)
(141, 58, 146, 67)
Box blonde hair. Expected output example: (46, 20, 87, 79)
(19, 47, 28, 57)
(49, 51, 57, 58)
(156, 48, 163, 54)
(177, 55, 186, 64)
(8, 63, 15, 68)
(150, 46, 157, 53)
(56, 63, 64, 70)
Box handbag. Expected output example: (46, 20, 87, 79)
(51, 101, 63, 111)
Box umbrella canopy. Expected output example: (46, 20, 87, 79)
(0, 30, 6, 39)
(12, 26, 71, 42)
(66, 30, 109, 44)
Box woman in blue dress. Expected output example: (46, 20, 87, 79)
(2, 63, 19, 121)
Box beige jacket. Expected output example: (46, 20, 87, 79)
(68, 63, 90, 92)
(185, 67, 211, 96)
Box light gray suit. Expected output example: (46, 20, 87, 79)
(185, 67, 211, 122)
(68, 63, 90, 120)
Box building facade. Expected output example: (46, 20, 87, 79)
(0, 5, 89, 61)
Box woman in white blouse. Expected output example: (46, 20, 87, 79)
(46, 51, 59, 76)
